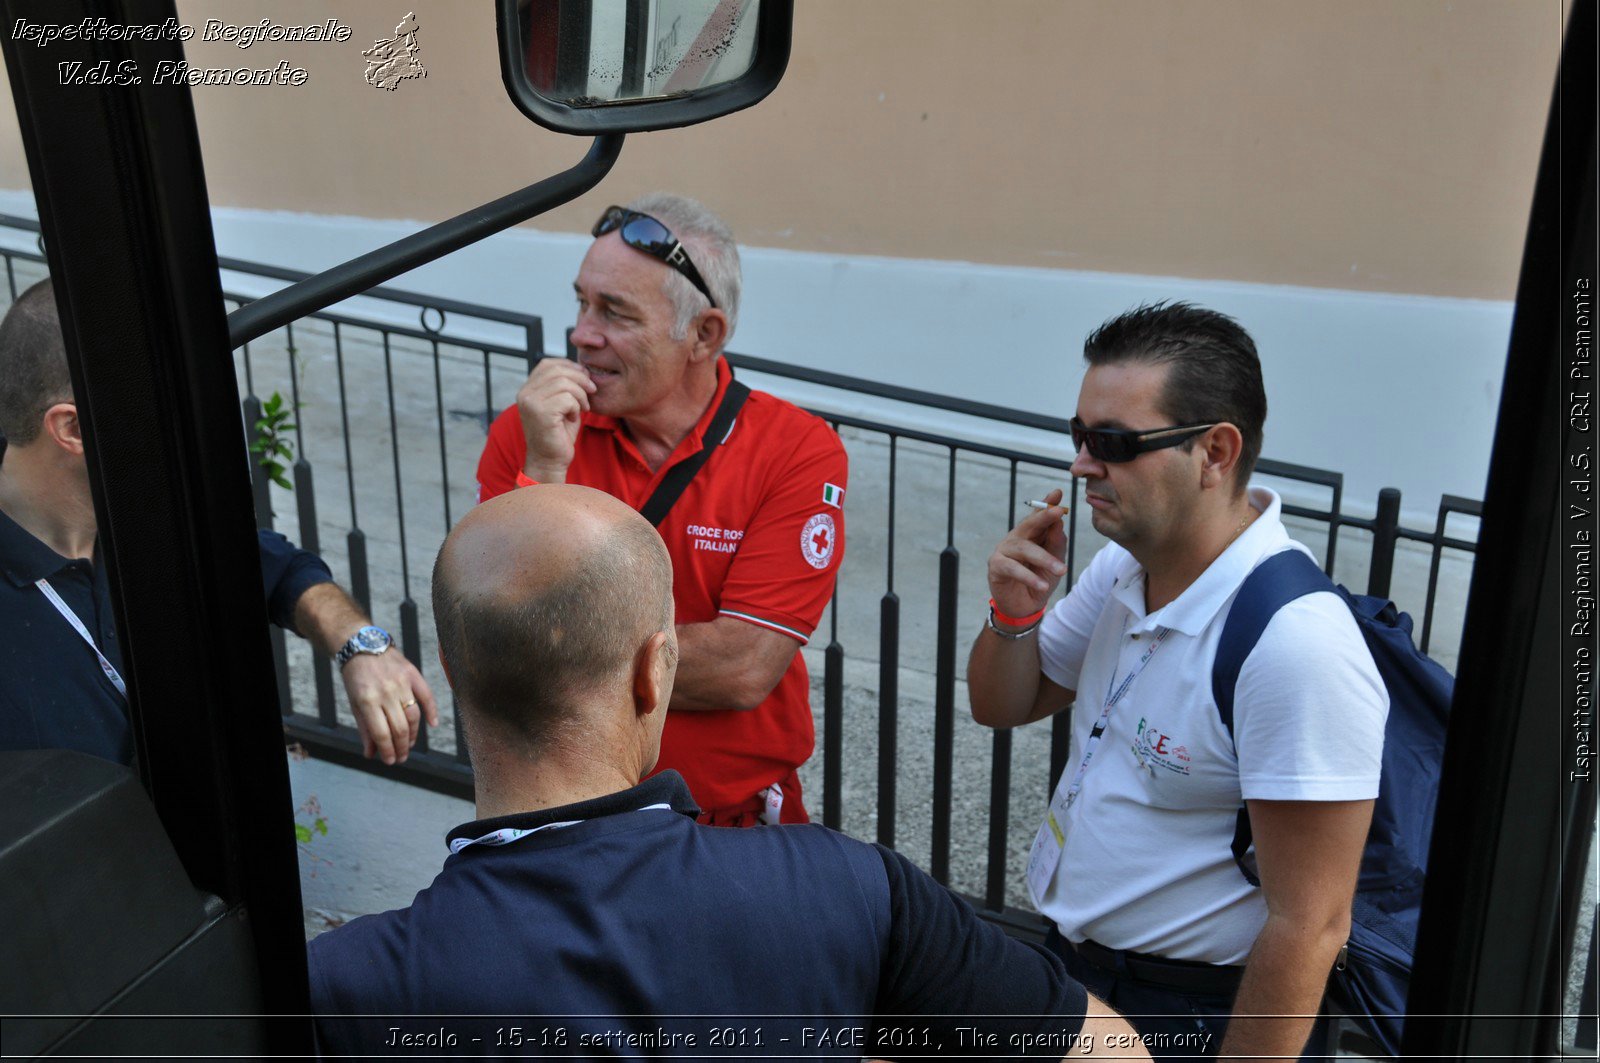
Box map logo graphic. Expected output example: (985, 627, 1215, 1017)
(364, 12, 425, 91)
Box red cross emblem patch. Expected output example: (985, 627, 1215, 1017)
(800, 512, 836, 570)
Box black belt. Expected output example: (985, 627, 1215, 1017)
(1071, 938, 1244, 997)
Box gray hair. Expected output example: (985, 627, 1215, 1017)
(0, 279, 72, 446)
(625, 192, 741, 344)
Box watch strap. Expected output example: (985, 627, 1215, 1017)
(335, 626, 392, 668)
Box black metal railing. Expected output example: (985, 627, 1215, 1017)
(0, 214, 1485, 928)
(225, 262, 546, 798)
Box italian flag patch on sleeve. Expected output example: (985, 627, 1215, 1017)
(822, 483, 844, 508)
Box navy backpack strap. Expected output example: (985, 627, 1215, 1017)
(1213, 549, 1337, 885)
(1213, 550, 1335, 730)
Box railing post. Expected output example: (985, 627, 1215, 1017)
(330, 321, 369, 615)
(877, 592, 899, 849)
(347, 530, 371, 615)
(878, 438, 900, 849)
(293, 460, 320, 555)
(931, 545, 959, 885)
(429, 338, 455, 530)
(823, 638, 844, 832)
(985, 728, 1013, 911)
(1368, 487, 1402, 599)
(293, 459, 338, 727)
(822, 427, 846, 833)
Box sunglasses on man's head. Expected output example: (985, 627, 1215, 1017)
(1069, 417, 1217, 463)
(592, 206, 717, 310)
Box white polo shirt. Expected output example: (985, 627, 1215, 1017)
(1031, 487, 1387, 965)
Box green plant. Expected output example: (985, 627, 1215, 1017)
(295, 793, 330, 845)
(286, 743, 332, 861)
(250, 390, 297, 490)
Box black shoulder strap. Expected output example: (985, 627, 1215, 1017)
(638, 378, 751, 527)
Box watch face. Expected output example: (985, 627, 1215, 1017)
(355, 626, 390, 653)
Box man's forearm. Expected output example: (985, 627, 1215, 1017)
(966, 626, 1045, 728)
(668, 619, 796, 712)
(1218, 917, 1345, 1061)
(292, 582, 369, 656)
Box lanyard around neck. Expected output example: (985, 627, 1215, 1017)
(36, 577, 127, 700)
(1061, 621, 1171, 810)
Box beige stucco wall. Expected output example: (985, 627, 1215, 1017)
(0, 1, 1564, 299)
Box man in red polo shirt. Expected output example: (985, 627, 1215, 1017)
(476, 193, 846, 826)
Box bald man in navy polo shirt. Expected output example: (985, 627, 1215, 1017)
(308, 484, 1147, 1061)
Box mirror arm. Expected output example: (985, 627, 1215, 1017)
(227, 133, 624, 349)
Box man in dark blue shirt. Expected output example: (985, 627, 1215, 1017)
(307, 483, 1147, 1060)
(0, 278, 439, 766)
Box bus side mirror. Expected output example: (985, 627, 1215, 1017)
(496, 0, 792, 134)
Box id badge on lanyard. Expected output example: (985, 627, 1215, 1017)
(1025, 623, 1170, 907)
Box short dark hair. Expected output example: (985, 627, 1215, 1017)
(0, 279, 72, 446)
(1082, 301, 1267, 489)
(431, 519, 673, 749)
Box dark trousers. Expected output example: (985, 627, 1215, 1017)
(1044, 929, 1332, 1061)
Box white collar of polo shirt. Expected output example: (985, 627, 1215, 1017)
(1108, 486, 1295, 636)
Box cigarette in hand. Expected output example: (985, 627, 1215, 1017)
(1024, 499, 1069, 515)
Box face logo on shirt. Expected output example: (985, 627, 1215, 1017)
(1132, 717, 1192, 777)
(800, 512, 836, 569)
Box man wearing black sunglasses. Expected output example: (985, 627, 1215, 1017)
(476, 194, 847, 829)
(966, 303, 1386, 1060)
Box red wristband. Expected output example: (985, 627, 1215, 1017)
(514, 471, 540, 488)
(989, 598, 1046, 627)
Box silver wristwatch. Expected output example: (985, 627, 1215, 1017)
(334, 625, 393, 668)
